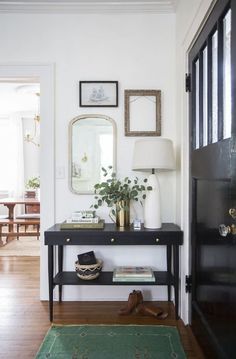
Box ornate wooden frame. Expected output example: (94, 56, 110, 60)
(124, 89, 161, 136)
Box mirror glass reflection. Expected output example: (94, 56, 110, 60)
(69, 115, 116, 194)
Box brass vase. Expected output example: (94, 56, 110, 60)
(116, 200, 130, 227)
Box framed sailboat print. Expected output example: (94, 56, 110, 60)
(79, 81, 118, 107)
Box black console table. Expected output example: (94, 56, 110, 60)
(44, 223, 183, 322)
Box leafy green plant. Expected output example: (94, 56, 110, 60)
(91, 166, 152, 213)
(26, 176, 40, 189)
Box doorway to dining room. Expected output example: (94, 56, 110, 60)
(0, 63, 55, 301)
(0, 79, 40, 255)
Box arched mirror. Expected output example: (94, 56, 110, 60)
(69, 114, 117, 194)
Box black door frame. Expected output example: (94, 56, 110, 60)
(188, 0, 236, 356)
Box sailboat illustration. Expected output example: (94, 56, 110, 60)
(90, 86, 109, 102)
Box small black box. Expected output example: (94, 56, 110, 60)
(77, 251, 97, 265)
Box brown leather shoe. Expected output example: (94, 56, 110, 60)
(135, 290, 143, 306)
(135, 303, 168, 319)
(119, 290, 143, 315)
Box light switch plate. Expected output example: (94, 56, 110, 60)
(56, 166, 65, 179)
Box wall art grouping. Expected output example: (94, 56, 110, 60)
(79, 81, 161, 136)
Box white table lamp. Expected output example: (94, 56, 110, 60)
(132, 138, 175, 229)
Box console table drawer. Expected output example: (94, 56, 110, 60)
(45, 223, 183, 246)
(45, 234, 181, 245)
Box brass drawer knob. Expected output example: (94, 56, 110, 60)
(66, 238, 71, 243)
(110, 238, 115, 243)
(156, 238, 160, 243)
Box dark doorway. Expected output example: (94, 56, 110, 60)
(189, 0, 236, 358)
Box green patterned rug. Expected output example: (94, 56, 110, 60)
(35, 325, 186, 359)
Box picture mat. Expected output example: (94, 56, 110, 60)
(80, 82, 117, 106)
(129, 96, 156, 131)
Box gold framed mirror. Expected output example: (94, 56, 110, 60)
(69, 114, 117, 194)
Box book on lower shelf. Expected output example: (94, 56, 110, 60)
(112, 273, 156, 282)
(113, 266, 154, 278)
(112, 266, 155, 282)
(60, 220, 105, 230)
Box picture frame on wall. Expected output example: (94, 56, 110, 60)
(79, 81, 118, 107)
(124, 89, 161, 136)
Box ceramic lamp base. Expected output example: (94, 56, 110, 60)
(144, 174, 161, 229)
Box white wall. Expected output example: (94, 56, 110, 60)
(0, 13, 176, 301)
(176, 0, 216, 323)
(0, 3, 220, 316)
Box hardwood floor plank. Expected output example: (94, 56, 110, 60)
(0, 256, 205, 359)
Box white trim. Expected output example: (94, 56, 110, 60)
(182, 0, 217, 50)
(0, 1, 176, 14)
(178, 0, 216, 324)
(0, 63, 55, 300)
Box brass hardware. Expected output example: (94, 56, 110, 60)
(229, 208, 236, 220)
(230, 224, 236, 235)
(24, 92, 40, 147)
(156, 238, 160, 243)
(110, 238, 115, 243)
(219, 224, 236, 237)
(81, 152, 88, 162)
(66, 238, 71, 243)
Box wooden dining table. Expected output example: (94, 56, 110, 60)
(0, 197, 40, 219)
(0, 197, 40, 235)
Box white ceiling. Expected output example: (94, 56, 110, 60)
(0, 0, 178, 14)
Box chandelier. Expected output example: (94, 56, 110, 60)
(24, 92, 40, 147)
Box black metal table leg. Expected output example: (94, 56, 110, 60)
(48, 245, 54, 322)
(58, 245, 63, 302)
(167, 245, 172, 301)
(173, 244, 179, 319)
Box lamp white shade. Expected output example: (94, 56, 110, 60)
(132, 138, 175, 172)
(132, 138, 175, 229)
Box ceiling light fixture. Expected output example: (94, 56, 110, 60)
(24, 92, 40, 147)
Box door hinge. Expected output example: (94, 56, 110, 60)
(185, 275, 192, 293)
(185, 73, 191, 92)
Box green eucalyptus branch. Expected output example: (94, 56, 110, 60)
(91, 166, 152, 211)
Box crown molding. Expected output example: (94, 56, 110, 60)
(0, 1, 176, 14)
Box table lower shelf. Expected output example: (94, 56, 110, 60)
(53, 271, 174, 286)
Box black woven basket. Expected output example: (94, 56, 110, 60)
(75, 259, 103, 280)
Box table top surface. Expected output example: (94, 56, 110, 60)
(46, 222, 182, 233)
(0, 197, 40, 205)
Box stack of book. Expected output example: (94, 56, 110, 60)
(112, 266, 155, 282)
(60, 210, 104, 229)
(24, 190, 36, 198)
(71, 210, 96, 220)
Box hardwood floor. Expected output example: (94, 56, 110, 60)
(0, 256, 205, 359)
